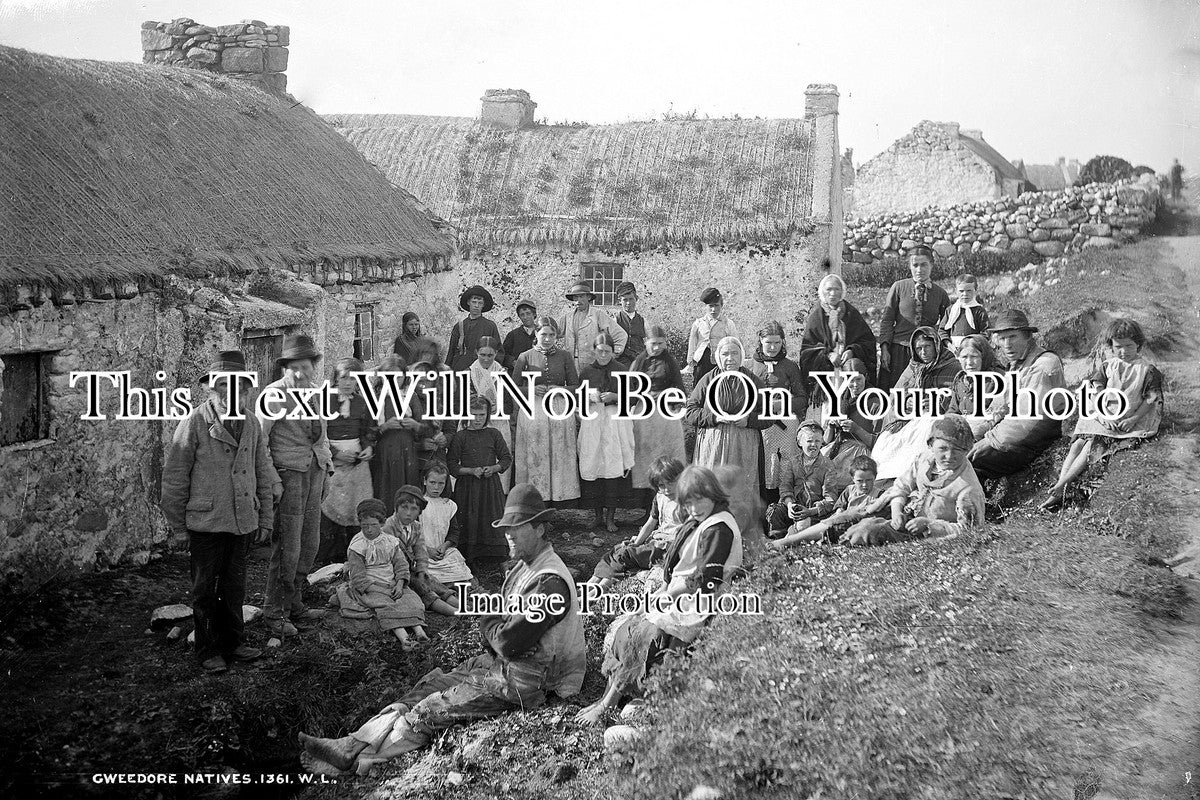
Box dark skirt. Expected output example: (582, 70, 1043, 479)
(580, 475, 639, 510)
(452, 474, 509, 562)
(372, 429, 420, 516)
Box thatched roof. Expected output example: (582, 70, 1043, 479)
(0, 46, 454, 289)
(1023, 162, 1078, 192)
(327, 114, 818, 250)
(958, 134, 1024, 181)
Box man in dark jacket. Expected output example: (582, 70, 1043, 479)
(161, 351, 280, 673)
(878, 246, 951, 390)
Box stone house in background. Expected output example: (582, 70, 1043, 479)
(852, 120, 1033, 218)
(0, 43, 453, 589)
(328, 85, 844, 345)
(1019, 157, 1082, 192)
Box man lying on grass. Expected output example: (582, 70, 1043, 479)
(845, 414, 985, 546)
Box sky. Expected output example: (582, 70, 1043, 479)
(2, 0, 1199, 171)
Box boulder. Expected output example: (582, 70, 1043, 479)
(900, 239, 919, 250)
(221, 46, 263, 72)
(140, 29, 174, 50)
(242, 605, 263, 624)
(186, 47, 218, 64)
(1084, 236, 1118, 249)
(275, 25, 290, 46)
(1071, 233, 1088, 249)
(1009, 238, 1034, 253)
(1040, 217, 1070, 230)
(1079, 223, 1112, 237)
(1033, 241, 1065, 257)
(987, 235, 1010, 249)
(217, 24, 247, 36)
(995, 276, 1018, 295)
(308, 562, 344, 585)
(1005, 223, 1028, 240)
(603, 725, 643, 752)
(1051, 228, 1075, 242)
(151, 604, 193, 630)
(1029, 228, 1050, 243)
(992, 221, 1006, 234)
(933, 240, 956, 258)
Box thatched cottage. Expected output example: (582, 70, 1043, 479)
(328, 86, 844, 343)
(0, 44, 453, 588)
(852, 120, 1033, 218)
(1019, 158, 1082, 192)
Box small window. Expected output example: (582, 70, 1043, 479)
(1, 352, 52, 446)
(581, 262, 627, 307)
(353, 304, 376, 362)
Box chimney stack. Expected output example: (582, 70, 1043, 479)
(141, 17, 290, 94)
(961, 129, 984, 141)
(803, 83, 839, 118)
(480, 89, 537, 129)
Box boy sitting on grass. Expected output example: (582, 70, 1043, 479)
(331, 499, 427, 651)
(767, 422, 837, 539)
(845, 415, 985, 546)
(383, 484, 460, 620)
(586, 456, 685, 590)
(768, 455, 883, 548)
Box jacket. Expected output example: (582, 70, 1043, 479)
(258, 374, 333, 472)
(161, 396, 279, 535)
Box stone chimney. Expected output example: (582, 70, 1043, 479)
(803, 83, 839, 118)
(141, 17, 290, 94)
(480, 90, 536, 129)
(961, 128, 984, 141)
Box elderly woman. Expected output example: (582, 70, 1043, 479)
(742, 322, 808, 504)
(317, 357, 379, 566)
(799, 274, 878, 385)
(869, 326, 962, 483)
(513, 316, 582, 505)
(685, 336, 770, 495)
(947, 333, 1004, 440)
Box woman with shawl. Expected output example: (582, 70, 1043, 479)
(685, 336, 770, 495)
(947, 333, 1004, 441)
(467, 336, 513, 492)
(742, 321, 808, 504)
(512, 316, 582, 505)
(870, 326, 962, 483)
(371, 354, 432, 516)
(799, 274, 877, 386)
(393, 312, 423, 366)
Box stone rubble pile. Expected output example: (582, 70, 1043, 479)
(844, 175, 1161, 266)
(141, 17, 289, 93)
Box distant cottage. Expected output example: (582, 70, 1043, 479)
(328, 86, 844, 340)
(0, 42, 453, 587)
(1018, 157, 1082, 192)
(852, 120, 1033, 218)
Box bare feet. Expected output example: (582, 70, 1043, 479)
(298, 732, 364, 772)
(573, 701, 610, 726)
(414, 626, 430, 643)
(300, 751, 346, 777)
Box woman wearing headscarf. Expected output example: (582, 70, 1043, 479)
(685, 336, 770, 495)
(393, 312, 423, 366)
(870, 326, 962, 483)
(799, 274, 877, 386)
(371, 355, 432, 516)
(742, 322, 808, 504)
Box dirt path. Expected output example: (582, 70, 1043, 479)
(1096, 228, 1200, 800)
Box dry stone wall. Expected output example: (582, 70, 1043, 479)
(842, 176, 1161, 268)
(141, 17, 289, 94)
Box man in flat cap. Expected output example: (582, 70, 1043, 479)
(686, 288, 740, 382)
(298, 483, 586, 776)
(162, 350, 280, 673)
(968, 310, 1067, 483)
(612, 281, 646, 369)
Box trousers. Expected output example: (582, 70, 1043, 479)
(265, 460, 325, 622)
(188, 531, 248, 660)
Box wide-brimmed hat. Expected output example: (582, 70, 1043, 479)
(927, 414, 975, 452)
(614, 281, 637, 299)
(208, 350, 251, 384)
(699, 287, 722, 304)
(393, 484, 428, 510)
(987, 309, 1038, 334)
(459, 285, 495, 313)
(565, 281, 596, 300)
(492, 483, 554, 529)
(515, 297, 537, 314)
(276, 334, 322, 367)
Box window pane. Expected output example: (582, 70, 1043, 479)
(0, 353, 48, 446)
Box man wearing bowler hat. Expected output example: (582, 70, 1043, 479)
(968, 309, 1067, 483)
(448, 285, 502, 372)
(297, 483, 586, 776)
(558, 280, 628, 372)
(258, 334, 334, 638)
(162, 351, 281, 673)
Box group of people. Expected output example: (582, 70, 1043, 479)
(161, 254, 1165, 774)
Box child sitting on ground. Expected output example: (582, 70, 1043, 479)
(821, 370, 879, 496)
(845, 415, 985, 546)
(587, 456, 686, 590)
(419, 464, 472, 595)
(767, 421, 837, 539)
(383, 484, 459, 621)
(1040, 317, 1164, 512)
(938, 273, 989, 352)
(332, 499, 427, 650)
(768, 455, 883, 548)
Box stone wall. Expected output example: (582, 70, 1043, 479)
(853, 121, 1001, 217)
(842, 175, 1162, 268)
(141, 17, 289, 94)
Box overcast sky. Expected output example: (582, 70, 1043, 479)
(3, 0, 1198, 171)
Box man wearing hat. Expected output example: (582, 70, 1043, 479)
(258, 334, 334, 638)
(162, 351, 281, 673)
(968, 310, 1067, 482)
(501, 298, 539, 372)
(558, 281, 628, 373)
(612, 281, 647, 369)
(685, 287, 739, 381)
(877, 246, 952, 390)
(297, 484, 586, 776)
(448, 285, 502, 372)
